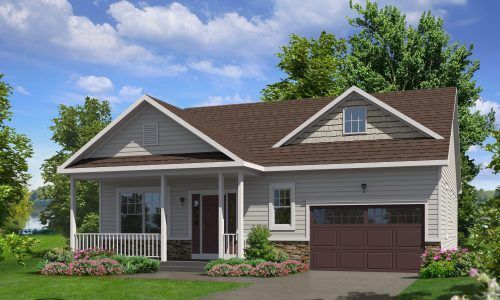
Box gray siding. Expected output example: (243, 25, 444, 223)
(439, 121, 458, 249)
(99, 167, 440, 242)
(292, 95, 424, 144)
(89, 103, 216, 158)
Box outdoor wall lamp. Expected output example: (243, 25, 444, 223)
(361, 183, 367, 193)
(180, 197, 185, 206)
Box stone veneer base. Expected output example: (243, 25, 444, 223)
(272, 241, 310, 263)
(167, 240, 192, 261)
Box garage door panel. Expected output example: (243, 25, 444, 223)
(312, 230, 337, 246)
(311, 251, 337, 269)
(367, 230, 393, 247)
(396, 230, 422, 247)
(339, 230, 364, 246)
(339, 252, 364, 269)
(396, 253, 422, 270)
(367, 253, 393, 269)
(310, 205, 424, 272)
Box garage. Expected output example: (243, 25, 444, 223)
(310, 205, 424, 272)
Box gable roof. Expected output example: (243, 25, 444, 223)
(60, 87, 456, 173)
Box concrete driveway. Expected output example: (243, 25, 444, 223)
(203, 271, 417, 300)
(130, 270, 417, 299)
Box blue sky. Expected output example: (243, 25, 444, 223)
(0, 0, 498, 190)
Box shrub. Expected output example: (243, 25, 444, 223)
(420, 247, 479, 278)
(282, 260, 307, 274)
(44, 247, 73, 263)
(41, 259, 124, 276)
(0, 233, 38, 266)
(244, 225, 276, 261)
(80, 213, 100, 233)
(207, 264, 234, 277)
(420, 261, 457, 278)
(236, 263, 253, 276)
(40, 262, 69, 275)
(111, 255, 159, 274)
(252, 262, 282, 277)
(205, 258, 266, 271)
(74, 247, 114, 260)
(272, 248, 289, 262)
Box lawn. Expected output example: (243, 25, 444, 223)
(398, 277, 485, 300)
(0, 234, 246, 300)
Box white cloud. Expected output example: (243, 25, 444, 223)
(188, 60, 245, 79)
(196, 93, 255, 107)
(76, 75, 114, 93)
(15, 85, 30, 95)
(119, 85, 143, 97)
(472, 98, 500, 128)
(467, 145, 480, 153)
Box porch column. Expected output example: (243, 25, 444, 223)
(160, 175, 168, 262)
(237, 171, 244, 257)
(218, 173, 225, 258)
(69, 177, 77, 252)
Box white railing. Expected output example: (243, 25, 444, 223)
(223, 233, 238, 257)
(75, 233, 160, 258)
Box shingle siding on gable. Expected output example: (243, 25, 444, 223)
(292, 96, 425, 144)
(88, 104, 216, 158)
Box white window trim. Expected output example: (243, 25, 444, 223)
(268, 183, 295, 231)
(116, 187, 161, 233)
(343, 106, 367, 135)
(143, 122, 159, 146)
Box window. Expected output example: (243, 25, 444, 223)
(343, 106, 366, 134)
(311, 207, 364, 224)
(269, 183, 295, 230)
(367, 207, 421, 224)
(119, 189, 161, 233)
(143, 122, 158, 146)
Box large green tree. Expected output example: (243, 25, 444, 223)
(261, 1, 495, 240)
(0, 74, 33, 230)
(40, 97, 111, 237)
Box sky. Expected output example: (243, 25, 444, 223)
(0, 0, 498, 190)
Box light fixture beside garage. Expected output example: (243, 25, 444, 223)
(180, 197, 185, 206)
(361, 183, 367, 193)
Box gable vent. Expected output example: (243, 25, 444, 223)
(143, 122, 158, 146)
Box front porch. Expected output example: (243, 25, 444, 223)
(69, 171, 248, 261)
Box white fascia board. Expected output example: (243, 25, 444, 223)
(272, 86, 444, 148)
(144, 96, 242, 162)
(60, 159, 447, 175)
(59, 95, 244, 172)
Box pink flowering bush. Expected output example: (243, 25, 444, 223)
(41, 258, 124, 276)
(206, 259, 308, 277)
(420, 247, 479, 278)
(73, 248, 115, 260)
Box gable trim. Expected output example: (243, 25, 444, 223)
(272, 86, 444, 148)
(59, 95, 243, 171)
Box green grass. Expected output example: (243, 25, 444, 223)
(0, 234, 246, 300)
(398, 277, 484, 300)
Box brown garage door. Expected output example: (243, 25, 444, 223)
(310, 205, 424, 272)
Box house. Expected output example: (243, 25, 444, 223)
(58, 86, 460, 272)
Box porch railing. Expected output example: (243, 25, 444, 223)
(223, 233, 238, 257)
(75, 233, 160, 258)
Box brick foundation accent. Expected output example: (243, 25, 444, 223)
(425, 241, 441, 252)
(167, 240, 191, 260)
(272, 241, 310, 263)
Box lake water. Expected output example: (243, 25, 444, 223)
(24, 216, 44, 230)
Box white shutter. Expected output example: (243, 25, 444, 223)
(143, 122, 158, 146)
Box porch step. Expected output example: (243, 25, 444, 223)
(159, 260, 207, 273)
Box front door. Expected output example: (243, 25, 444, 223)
(201, 195, 218, 254)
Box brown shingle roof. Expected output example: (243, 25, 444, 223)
(72, 87, 456, 168)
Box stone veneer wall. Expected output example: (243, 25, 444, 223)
(167, 240, 192, 260)
(424, 241, 441, 252)
(272, 241, 310, 263)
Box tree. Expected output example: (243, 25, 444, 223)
(2, 189, 32, 232)
(485, 130, 499, 174)
(0, 74, 33, 229)
(40, 97, 111, 237)
(261, 1, 495, 240)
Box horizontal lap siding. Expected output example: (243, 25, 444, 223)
(243, 167, 439, 241)
(89, 104, 216, 158)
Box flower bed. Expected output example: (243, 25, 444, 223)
(206, 259, 308, 277)
(39, 247, 159, 276)
(420, 247, 479, 278)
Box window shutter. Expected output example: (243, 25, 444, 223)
(143, 122, 158, 146)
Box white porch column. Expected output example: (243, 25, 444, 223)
(160, 175, 168, 262)
(237, 171, 244, 258)
(69, 177, 77, 252)
(218, 173, 225, 258)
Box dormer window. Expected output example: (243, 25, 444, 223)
(343, 106, 366, 134)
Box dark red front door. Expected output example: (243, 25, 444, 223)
(310, 205, 424, 272)
(201, 195, 218, 254)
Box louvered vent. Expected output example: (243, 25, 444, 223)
(143, 122, 158, 146)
